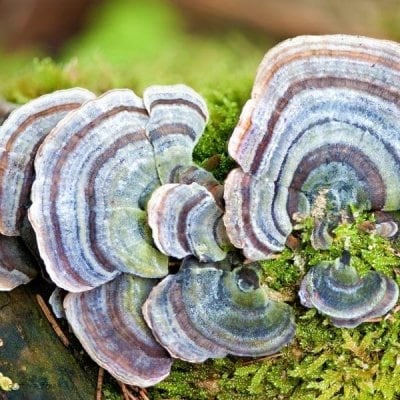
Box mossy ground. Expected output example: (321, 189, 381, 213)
(149, 211, 400, 400)
(1, 1, 400, 399)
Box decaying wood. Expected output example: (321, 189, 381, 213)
(0, 285, 95, 399)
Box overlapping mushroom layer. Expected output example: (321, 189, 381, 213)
(0, 88, 95, 236)
(299, 252, 399, 328)
(28, 86, 218, 293)
(0, 89, 95, 289)
(148, 182, 228, 262)
(64, 274, 173, 387)
(25, 84, 269, 386)
(143, 258, 295, 362)
(29, 89, 168, 292)
(224, 35, 400, 260)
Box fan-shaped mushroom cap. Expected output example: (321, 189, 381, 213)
(143, 260, 295, 362)
(0, 235, 37, 290)
(0, 88, 95, 236)
(64, 274, 173, 387)
(148, 182, 228, 262)
(29, 89, 168, 292)
(143, 85, 208, 184)
(299, 252, 399, 328)
(225, 35, 400, 260)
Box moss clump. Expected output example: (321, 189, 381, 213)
(194, 87, 250, 181)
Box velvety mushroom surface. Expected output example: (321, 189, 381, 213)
(143, 259, 295, 362)
(29, 89, 169, 292)
(64, 274, 173, 387)
(0, 88, 95, 236)
(148, 182, 228, 262)
(299, 252, 399, 328)
(224, 35, 400, 260)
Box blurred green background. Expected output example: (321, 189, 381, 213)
(1, 0, 400, 102)
(0, 0, 267, 102)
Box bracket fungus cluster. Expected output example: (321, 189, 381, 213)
(222, 34, 400, 327)
(0, 81, 295, 387)
(0, 33, 400, 389)
(143, 258, 295, 362)
(224, 34, 400, 259)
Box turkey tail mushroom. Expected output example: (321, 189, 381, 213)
(299, 251, 399, 328)
(143, 84, 208, 184)
(64, 274, 173, 387)
(224, 35, 400, 260)
(0, 88, 95, 236)
(143, 259, 295, 362)
(147, 182, 229, 262)
(0, 89, 94, 290)
(29, 89, 168, 292)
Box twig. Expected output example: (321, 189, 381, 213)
(118, 382, 139, 400)
(241, 352, 282, 365)
(96, 367, 104, 400)
(139, 388, 150, 400)
(35, 294, 70, 347)
(139, 389, 150, 400)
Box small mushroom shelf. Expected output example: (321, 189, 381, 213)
(0, 33, 399, 388)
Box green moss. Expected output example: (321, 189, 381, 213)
(149, 211, 400, 400)
(194, 87, 251, 180)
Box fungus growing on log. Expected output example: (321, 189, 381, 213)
(224, 35, 400, 260)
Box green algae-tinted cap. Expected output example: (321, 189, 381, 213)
(29, 89, 168, 292)
(143, 259, 295, 362)
(299, 252, 399, 328)
(143, 84, 208, 184)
